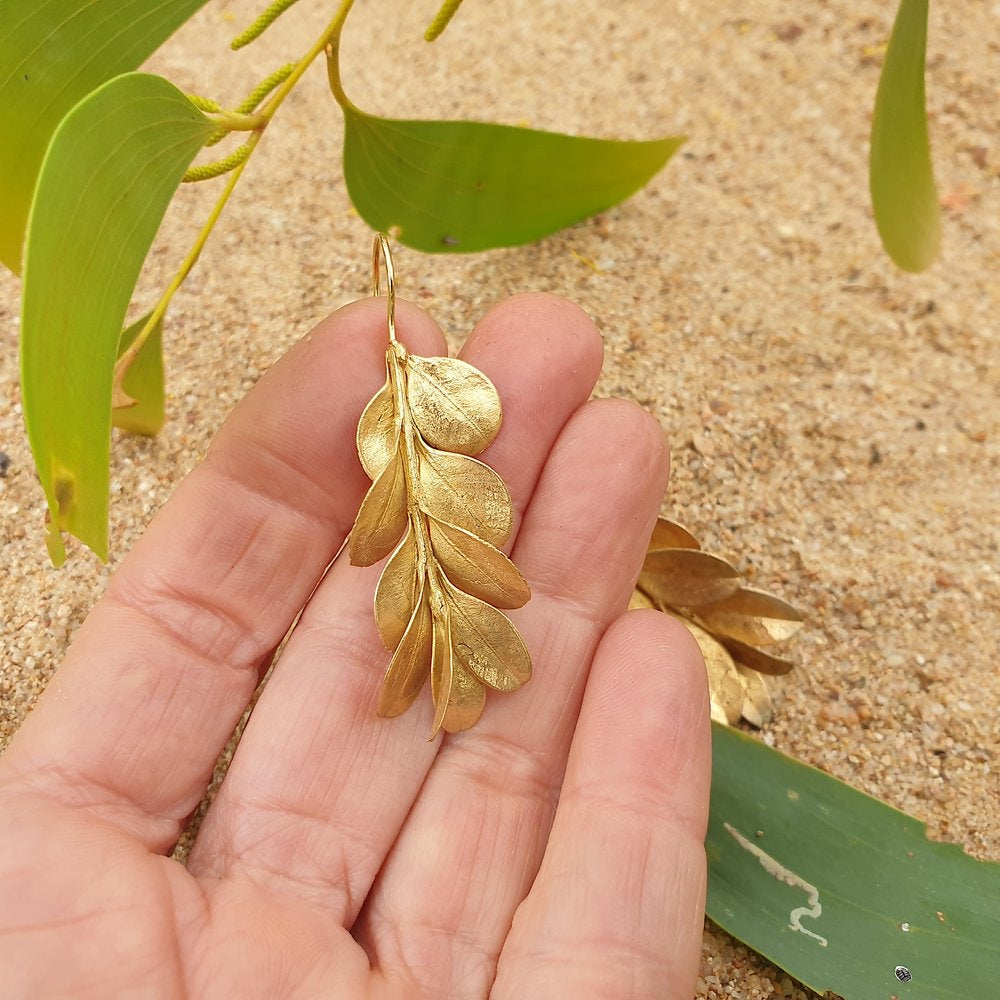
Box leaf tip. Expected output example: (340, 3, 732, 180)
(43, 512, 66, 567)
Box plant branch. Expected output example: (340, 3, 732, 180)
(113, 0, 358, 403)
(324, 27, 356, 110)
(257, 0, 357, 118)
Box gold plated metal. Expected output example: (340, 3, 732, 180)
(631, 517, 804, 728)
(351, 234, 531, 737)
(371, 232, 396, 341)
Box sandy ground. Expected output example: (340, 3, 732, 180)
(1, 1, 997, 996)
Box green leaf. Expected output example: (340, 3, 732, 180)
(707, 722, 1000, 998)
(21, 72, 214, 565)
(0, 0, 211, 272)
(113, 313, 165, 437)
(342, 109, 684, 253)
(869, 0, 940, 272)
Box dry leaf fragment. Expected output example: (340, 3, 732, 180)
(633, 516, 803, 729)
(406, 356, 502, 455)
(429, 517, 530, 609)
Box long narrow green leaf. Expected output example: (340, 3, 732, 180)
(112, 312, 165, 437)
(869, 0, 940, 272)
(342, 109, 684, 253)
(21, 72, 214, 564)
(708, 722, 999, 998)
(0, 0, 211, 272)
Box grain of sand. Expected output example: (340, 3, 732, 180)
(1, 2, 997, 997)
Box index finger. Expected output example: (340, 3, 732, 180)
(1, 300, 447, 851)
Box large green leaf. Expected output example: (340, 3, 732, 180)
(112, 312, 165, 437)
(21, 72, 214, 565)
(708, 722, 999, 998)
(869, 0, 940, 272)
(343, 109, 684, 252)
(0, 0, 211, 272)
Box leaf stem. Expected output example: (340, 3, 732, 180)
(324, 34, 356, 111)
(388, 342, 450, 735)
(113, 0, 358, 399)
(206, 109, 268, 131)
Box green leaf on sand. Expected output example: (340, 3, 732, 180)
(113, 313, 166, 437)
(0, 0, 211, 272)
(869, 0, 940, 272)
(343, 109, 684, 253)
(21, 72, 214, 565)
(708, 722, 999, 998)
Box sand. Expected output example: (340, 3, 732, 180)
(1, 1, 997, 996)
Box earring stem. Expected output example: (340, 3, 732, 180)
(372, 232, 397, 344)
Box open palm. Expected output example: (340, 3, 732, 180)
(0, 295, 709, 999)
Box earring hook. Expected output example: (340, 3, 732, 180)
(372, 232, 396, 343)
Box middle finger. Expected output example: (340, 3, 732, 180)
(187, 293, 603, 921)
(355, 396, 670, 997)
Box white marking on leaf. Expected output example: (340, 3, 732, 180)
(724, 822, 829, 947)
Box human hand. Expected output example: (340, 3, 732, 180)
(0, 294, 710, 999)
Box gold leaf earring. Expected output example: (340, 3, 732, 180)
(630, 517, 804, 728)
(350, 234, 532, 738)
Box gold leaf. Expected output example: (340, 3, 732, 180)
(378, 584, 432, 718)
(628, 589, 656, 611)
(405, 355, 502, 455)
(357, 380, 397, 478)
(442, 662, 486, 733)
(677, 617, 743, 725)
(638, 512, 802, 729)
(639, 548, 742, 607)
(723, 636, 795, 676)
(417, 445, 512, 548)
(429, 609, 453, 738)
(694, 587, 805, 646)
(429, 517, 530, 609)
(446, 580, 531, 691)
(737, 663, 773, 728)
(349, 450, 408, 567)
(375, 528, 420, 648)
(648, 517, 700, 551)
